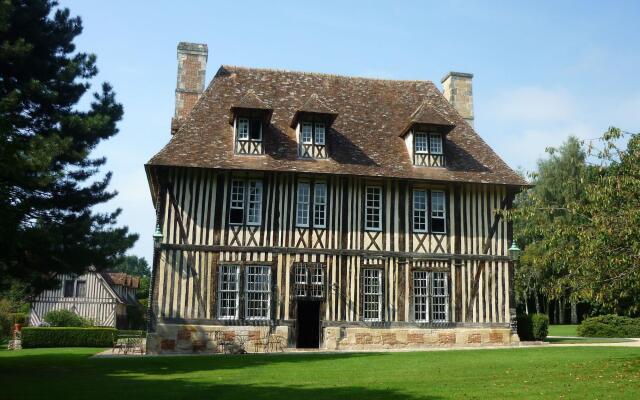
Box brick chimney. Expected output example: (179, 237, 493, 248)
(171, 42, 208, 134)
(441, 72, 474, 127)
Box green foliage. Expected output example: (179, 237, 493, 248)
(577, 315, 640, 338)
(44, 309, 92, 327)
(125, 304, 146, 330)
(21, 327, 115, 348)
(112, 255, 150, 277)
(517, 313, 549, 340)
(0, 312, 10, 338)
(0, 0, 137, 295)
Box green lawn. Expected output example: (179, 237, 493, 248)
(546, 337, 634, 344)
(1, 347, 640, 399)
(548, 324, 579, 336)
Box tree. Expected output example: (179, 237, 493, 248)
(112, 255, 149, 300)
(0, 0, 137, 296)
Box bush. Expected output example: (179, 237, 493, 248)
(44, 309, 92, 327)
(0, 312, 10, 338)
(517, 313, 549, 341)
(21, 327, 116, 348)
(577, 315, 640, 338)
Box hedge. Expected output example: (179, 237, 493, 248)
(517, 313, 549, 341)
(21, 327, 116, 348)
(577, 315, 640, 338)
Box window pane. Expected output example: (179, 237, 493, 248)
(294, 265, 308, 297)
(413, 271, 429, 322)
(365, 186, 382, 231)
(63, 280, 75, 297)
(249, 119, 262, 140)
(229, 180, 245, 225)
(311, 267, 324, 298)
(296, 183, 310, 227)
(314, 183, 326, 228)
(431, 191, 446, 233)
(76, 281, 86, 297)
(301, 123, 313, 144)
(415, 132, 428, 153)
(429, 133, 443, 154)
(218, 265, 240, 319)
(363, 269, 382, 321)
(247, 180, 262, 226)
(237, 118, 249, 140)
(431, 272, 449, 322)
(413, 189, 427, 232)
(314, 123, 325, 145)
(246, 266, 270, 320)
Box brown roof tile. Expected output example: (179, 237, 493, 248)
(148, 65, 527, 187)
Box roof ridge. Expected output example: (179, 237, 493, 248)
(219, 65, 435, 84)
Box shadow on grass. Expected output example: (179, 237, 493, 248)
(0, 349, 443, 400)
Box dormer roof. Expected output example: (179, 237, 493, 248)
(228, 89, 273, 124)
(399, 100, 455, 137)
(290, 93, 339, 128)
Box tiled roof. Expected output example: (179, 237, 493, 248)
(102, 272, 140, 289)
(148, 65, 527, 186)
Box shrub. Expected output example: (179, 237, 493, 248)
(21, 327, 116, 348)
(0, 312, 10, 338)
(517, 313, 548, 341)
(577, 315, 640, 338)
(44, 309, 91, 327)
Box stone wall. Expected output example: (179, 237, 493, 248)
(323, 327, 517, 351)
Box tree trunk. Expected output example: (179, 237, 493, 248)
(559, 298, 565, 324)
(535, 293, 541, 313)
(571, 301, 578, 324)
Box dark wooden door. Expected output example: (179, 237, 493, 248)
(296, 301, 320, 348)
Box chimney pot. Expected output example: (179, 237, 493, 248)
(172, 42, 208, 134)
(441, 72, 474, 127)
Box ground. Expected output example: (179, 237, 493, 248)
(1, 347, 640, 399)
(548, 324, 579, 337)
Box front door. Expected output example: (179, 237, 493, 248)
(296, 300, 320, 348)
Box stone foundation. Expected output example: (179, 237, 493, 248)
(323, 327, 517, 351)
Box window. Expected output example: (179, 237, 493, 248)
(365, 186, 382, 231)
(294, 265, 308, 297)
(237, 118, 249, 141)
(313, 183, 327, 228)
(311, 267, 324, 298)
(431, 190, 446, 233)
(413, 189, 427, 232)
(218, 265, 240, 319)
(301, 122, 313, 144)
(431, 272, 449, 322)
(413, 271, 429, 322)
(429, 133, 443, 154)
(296, 182, 310, 227)
(362, 269, 382, 321)
(293, 263, 325, 300)
(229, 179, 263, 226)
(76, 281, 86, 297)
(247, 180, 262, 226)
(63, 279, 75, 297)
(236, 117, 261, 142)
(245, 266, 270, 320)
(415, 132, 428, 153)
(314, 122, 325, 145)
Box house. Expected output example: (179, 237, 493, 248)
(29, 267, 141, 328)
(144, 42, 527, 353)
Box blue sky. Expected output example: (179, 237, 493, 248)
(64, 0, 640, 262)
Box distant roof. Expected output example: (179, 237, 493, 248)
(148, 65, 526, 186)
(102, 272, 140, 289)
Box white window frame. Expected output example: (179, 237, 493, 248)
(412, 189, 428, 233)
(294, 265, 308, 297)
(296, 182, 310, 227)
(365, 186, 382, 231)
(246, 180, 262, 226)
(429, 133, 443, 155)
(236, 117, 249, 141)
(413, 270, 430, 322)
(217, 265, 240, 320)
(229, 179, 246, 225)
(314, 122, 325, 145)
(313, 182, 327, 228)
(414, 132, 428, 154)
(431, 190, 446, 234)
(301, 122, 313, 144)
(245, 266, 271, 320)
(431, 271, 449, 322)
(362, 268, 382, 322)
(310, 267, 324, 298)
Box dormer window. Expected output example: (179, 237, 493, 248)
(411, 131, 444, 166)
(429, 133, 443, 154)
(298, 122, 326, 158)
(400, 101, 454, 168)
(229, 90, 272, 156)
(234, 117, 263, 154)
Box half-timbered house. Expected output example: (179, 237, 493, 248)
(145, 42, 528, 353)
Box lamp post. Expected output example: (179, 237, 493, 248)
(153, 225, 164, 250)
(508, 240, 521, 334)
(508, 240, 521, 262)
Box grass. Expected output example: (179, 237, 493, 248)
(546, 337, 634, 344)
(548, 324, 579, 337)
(1, 347, 640, 399)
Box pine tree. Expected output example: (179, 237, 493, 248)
(0, 0, 137, 295)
